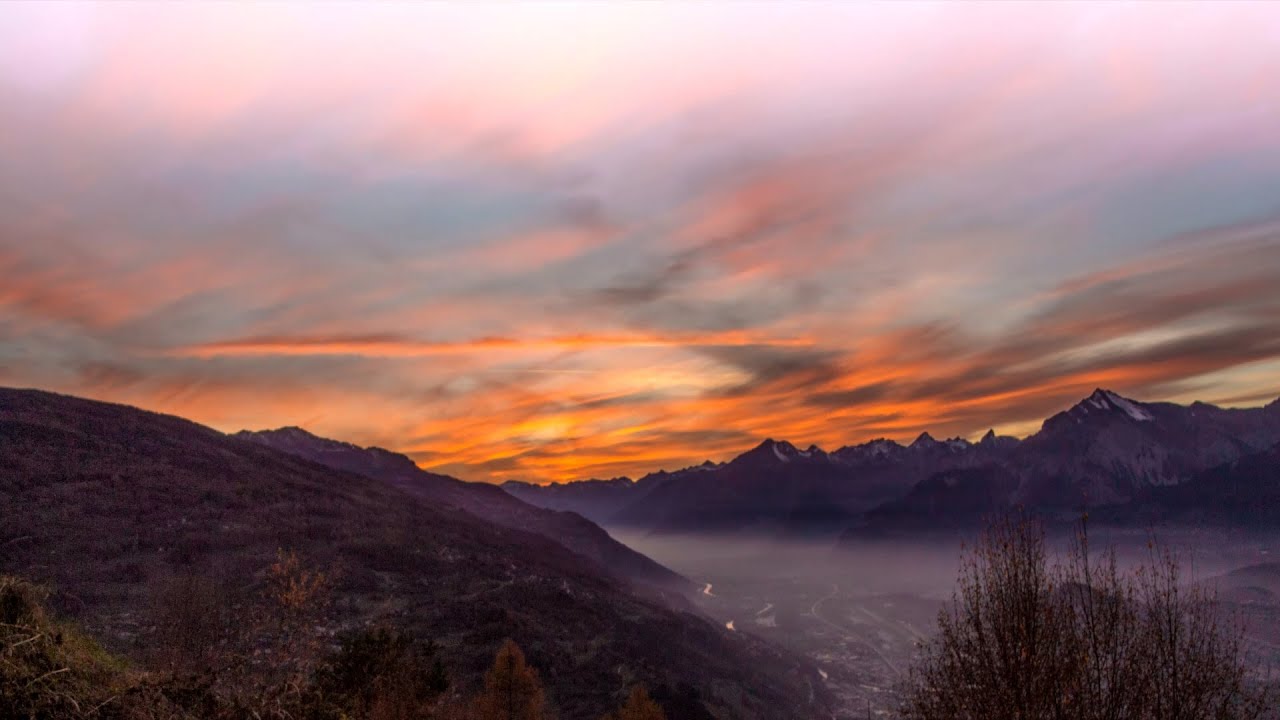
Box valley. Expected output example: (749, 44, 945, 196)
(611, 532, 957, 717)
(613, 529, 1280, 718)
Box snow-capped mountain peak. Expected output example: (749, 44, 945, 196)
(735, 438, 801, 465)
(733, 438, 833, 466)
(1080, 388, 1154, 422)
(910, 432, 939, 449)
(866, 439, 902, 456)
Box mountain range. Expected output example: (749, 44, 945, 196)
(3, 384, 1276, 717)
(0, 387, 830, 719)
(504, 389, 1280, 538)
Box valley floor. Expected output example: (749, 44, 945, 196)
(613, 529, 1280, 719)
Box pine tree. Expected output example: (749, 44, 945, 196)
(603, 685, 665, 720)
(472, 639, 546, 720)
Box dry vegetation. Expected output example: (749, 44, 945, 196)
(2, 571, 672, 720)
(900, 517, 1276, 720)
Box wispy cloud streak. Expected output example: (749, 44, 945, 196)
(2, 3, 1279, 481)
(168, 332, 814, 358)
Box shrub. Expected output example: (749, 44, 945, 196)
(0, 576, 128, 719)
(899, 517, 1275, 720)
(313, 626, 449, 719)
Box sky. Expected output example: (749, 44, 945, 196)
(2, 2, 1279, 484)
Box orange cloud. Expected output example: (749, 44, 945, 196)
(4, 3, 1280, 485)
(166, 332, 814, 359)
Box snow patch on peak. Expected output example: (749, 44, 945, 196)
(1073, 389, 1154, 422)
(1103, 390, 1153, 422)
(772, 444, 791, 463)
(869, 439, 901, 456)
(836, 438, 901, 460)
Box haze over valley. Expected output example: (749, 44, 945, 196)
(510, 389, 1280, 715)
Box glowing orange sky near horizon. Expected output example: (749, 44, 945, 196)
(1, 3, 1279, 483)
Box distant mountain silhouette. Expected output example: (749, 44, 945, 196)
(609, 438, 946, 535)
(0, 387, 831, 720)
(502, 475, 646, 524)
(505, 389, 1280, 538)
(506, 428, 1011, 535)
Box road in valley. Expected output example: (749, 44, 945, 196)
(808, 583, 902, 677)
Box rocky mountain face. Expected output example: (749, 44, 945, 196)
(506, 390, 1280, 538)
(1011, 389, 1280, 507)
(851, 466, 1023, 538)
(0, 387, 832, 720)
(605, 438, 961, 535)
(237, 427, 688, 593)
(849, 390, 1279, 538)
(1094, 441, 1280, 527)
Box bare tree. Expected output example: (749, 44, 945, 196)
(900, 516, 1274, 720)
(1057, 527, 1148, 719)
(900, 517, 1076, 719)
(1134, 544, 1265, 720)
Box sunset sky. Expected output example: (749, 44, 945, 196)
(2, 2, 1279, 483)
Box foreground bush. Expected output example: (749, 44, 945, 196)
(1, 572, 458, 720)
(900, 517, 1274, 720)
(313, 627, 449, 720)
(0, 576, 131, 719)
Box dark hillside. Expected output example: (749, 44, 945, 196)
(237, 426, 688, 594)
(0, 387, 830, 720)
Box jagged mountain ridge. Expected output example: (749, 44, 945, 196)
(505, 425, 1022, 533)
(504, 389, 1280, 536)
(1014, 389, 1280, 505)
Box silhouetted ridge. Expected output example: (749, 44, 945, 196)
(0, 386, 831, 720)
(910, 432, 938, 449)
(509, 389, 1280, 538)
(237, 427, 689, 593)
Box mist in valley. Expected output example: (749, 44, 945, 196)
(611, 527, 1280, 717)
